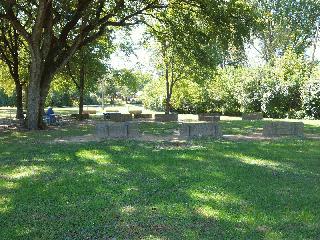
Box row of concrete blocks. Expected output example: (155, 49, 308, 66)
(105, 113, 222, 122)
(96, 121, 305, 139)
(96, 122, 222, 138)
(200, 112, 264, 121)
(242, 112, 264, 120)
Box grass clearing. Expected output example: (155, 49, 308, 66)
(0, 119, 320, 239)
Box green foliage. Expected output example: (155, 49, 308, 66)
(303, 81, 320, 119)
(112, 69, 152, 97)
(47, 40, 112, 107)
(0, 63, 14, 95)
(143, 49, 319, 119)
(152, 0, 257, 68)
(142, 77, 165, 111)
(261, 50, 309, 118)
(254, 0, 320, 61)
(0, 89, 15, 107)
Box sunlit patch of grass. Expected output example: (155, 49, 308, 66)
(76, 149, 112, 163)
(230, 153, 284, 171)
(190, 191, 242, 204)
(0, 196, 12, 214)
(196, 205, 221, 219)
(3, 166, 51, 180)
(0, 120, 320, 239)
(120, 205, 137, 214)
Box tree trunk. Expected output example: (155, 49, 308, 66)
(79, 63, 85, 115)
(15, 83, 24, 119)
(27, 51, 54, 130)
(165, 95, 171, 114)
(37, 80, 52, 129)
(27, 58, 42, 130)
(165, 61, 170, 114)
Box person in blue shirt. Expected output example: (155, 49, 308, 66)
(45, 107, 56, 124)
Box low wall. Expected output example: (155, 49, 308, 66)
(198, 114, 221, 122)
(180, 123, 222, 138)
(129, 110, 142, 115)
(96, 122, 140, 138)
(263, 122, 304, 137)
(154, 114, 178, 122)
(70, 113, 90, 120)
(83, 110, 96, 114)
(242, 112, 263, 120)
(109, 113, 132, 122)
(134, 113, 153, 119)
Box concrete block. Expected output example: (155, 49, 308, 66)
(242, 112, 263, 120)
(70, 113, 89, 120)
(109, 113, 132, 122)
(129, 110, 142, 115)
(154, 114, 178, 122)
(96, 122, 140, 138)
(263, 122, 304, 137)
(134, 113, 153, 119)
(83, 110, 96, 114)
(180, 122, 222, 138)
(198, 113, 221, 122)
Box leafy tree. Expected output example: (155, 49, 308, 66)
(65, 39, 111, 115)
(0, 1, 165, 129)
(112, 69, 151, 101)
(99, 69, 151, 105)
(147, 0, 257, 113)
(254, 0, 320, 62)
(0, 21, 29, 119)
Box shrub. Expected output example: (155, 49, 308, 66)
(303, 81, 320, 119)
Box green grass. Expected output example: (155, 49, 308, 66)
(220, 119, 320, 135)
(139, 122, 180, 136)
(0, 121, 320, 239)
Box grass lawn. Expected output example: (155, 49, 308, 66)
(0, 120, 320, 239)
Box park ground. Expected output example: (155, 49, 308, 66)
(0, 106, 319, 239)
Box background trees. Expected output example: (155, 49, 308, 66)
(253, 0, 320, 62)
(142, 49, 320, 119)
(0, 0, 319, 123)
(0, 0, 165, 129)
(0, 21, 29, 119)
(146, 0, 257, 113)
(64, 39, 112, 115)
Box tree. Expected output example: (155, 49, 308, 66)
(65, 39, 111, 115)
(0, 0, 257, 129)
(147, 0, 256, 113)
(253, 0, 320, 62)
(0, 21, 28, 119)
(112, 69, 151, 101)
(0, 1, 165, 129)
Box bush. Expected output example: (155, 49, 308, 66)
(142, 78, 165, 111)
(0, 89, 15, 107)
(141, 49, 316, 119)
(303, 81, 320, 119)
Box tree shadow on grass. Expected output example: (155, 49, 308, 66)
(0, 139, 319, 239)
